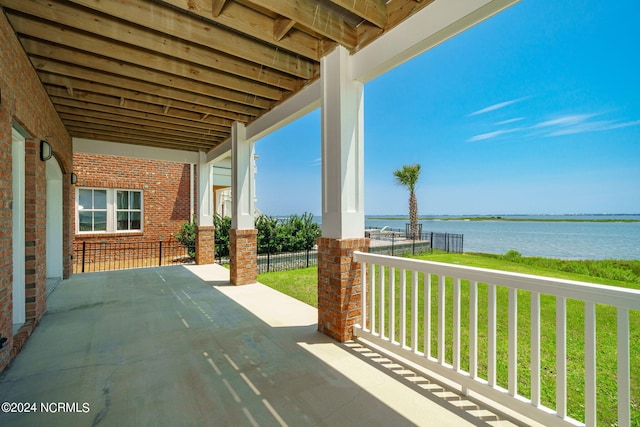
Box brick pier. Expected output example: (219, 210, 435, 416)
(317, 237, 370, 342)
(195, 225, 215, 265)
(229, 229, 258, 286)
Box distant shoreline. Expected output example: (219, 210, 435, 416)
(366, 216, 640, 223)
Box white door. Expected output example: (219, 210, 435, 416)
(11, 128, 25, 326)
(46, 158, 63, 278)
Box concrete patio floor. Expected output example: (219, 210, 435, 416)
(0, 264, 518, 426)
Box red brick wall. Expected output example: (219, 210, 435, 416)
(73, 153, 195, 244)
(0, 13, 73, 371)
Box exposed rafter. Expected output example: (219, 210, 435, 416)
(274, 15, 296, 41)
(243, 0, 358, 49)
(328, 0, 387, 28)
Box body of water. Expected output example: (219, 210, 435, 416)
(362, 215, 640, 260)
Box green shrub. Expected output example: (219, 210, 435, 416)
(215, 212, 320, 255)
(174, 220, 196, 258)
(503, 249, 522, 261)
(214, 214, 232, 257)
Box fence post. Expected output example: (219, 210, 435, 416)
(159, 240, 163, 266)
(82, 241, 86, 273)
(306, 248, 310, 268)
(267, 239, 271, 273)
(392, 233, 395, 256)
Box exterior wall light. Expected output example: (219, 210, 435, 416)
(70, 173, 78, 185)
(40, 140, 52, 161)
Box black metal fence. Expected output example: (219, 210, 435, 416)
(367, 228, 464, 257)
(73, 240, 192, 273)
(257, 249, 317, 274)
(215, 240, 317, 274)
(215, 229, 463, 274)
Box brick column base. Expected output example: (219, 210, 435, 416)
(229, 229, 258, 286)
(317, 237, 370, 342)
(195, 225, 215, 265)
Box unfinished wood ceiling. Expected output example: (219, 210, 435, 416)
(1, 0, 434, 152)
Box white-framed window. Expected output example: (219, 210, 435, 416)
(77, 188, 143, 233)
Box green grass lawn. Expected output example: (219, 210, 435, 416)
(258, 252, 640, 426)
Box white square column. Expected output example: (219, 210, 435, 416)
(195, 151, 215, 264)
(321, 46, 365, 239)
(231, 122, 255, 230)
(197, 151, 213, 227)
(230, 121, 258, 285)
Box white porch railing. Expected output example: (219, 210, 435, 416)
(352, 251, 640, 427)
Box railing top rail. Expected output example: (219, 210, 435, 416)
(353, 251, 640, 310)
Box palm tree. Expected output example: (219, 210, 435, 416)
(393, 164, 421, 239)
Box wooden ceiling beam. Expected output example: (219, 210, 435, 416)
(159, 0, 320, 60)
(10, 17, 283, 103)
(60, 113, 221, 141)
(357, 0, 435, 52)
(274, 15, 296, 42)
(51, 97, 231, 135)
(45, 85, 231, 130)
(59, 114, 227, 144)
(328, 0, 387, 28)
(65, 0, 317, 78)
(386, 0, 436, 28)
(2, 0, 301, 91)
(37, 70, 256, 122)
(243, 0, 357, 49)
(23, 39, 272, 111)
(60, 112, 227, 140)
(64, 120, 219, 146)
(211, 0, 227, 17)
(66, 128, 214, 152)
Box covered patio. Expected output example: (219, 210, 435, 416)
(7, 1, 637, 426)
(0, 0, 522, 357)
(0, 265, 517, 426)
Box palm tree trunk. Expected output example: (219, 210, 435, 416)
(409, 191, 418, 239)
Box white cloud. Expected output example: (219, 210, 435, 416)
(603, 119, 640, 130)
(468, 97, 528, 116)
(535, 114, 640, 137)
(467, 108, 639, 143)
(547, 120, 612, 136)
(496, 118, 524, 125)
(467, 128, 520, 142)
(533, 113, 598, 128)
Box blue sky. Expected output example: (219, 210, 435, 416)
(255, 0, 640, 216)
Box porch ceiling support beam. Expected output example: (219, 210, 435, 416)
(246, 80, 321, 142)
(207, 79, 321, 163)
(321, 46, 364, 239)
(231, 122, 255, 230)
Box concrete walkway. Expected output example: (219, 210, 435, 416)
(0, 264, 502, 426)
